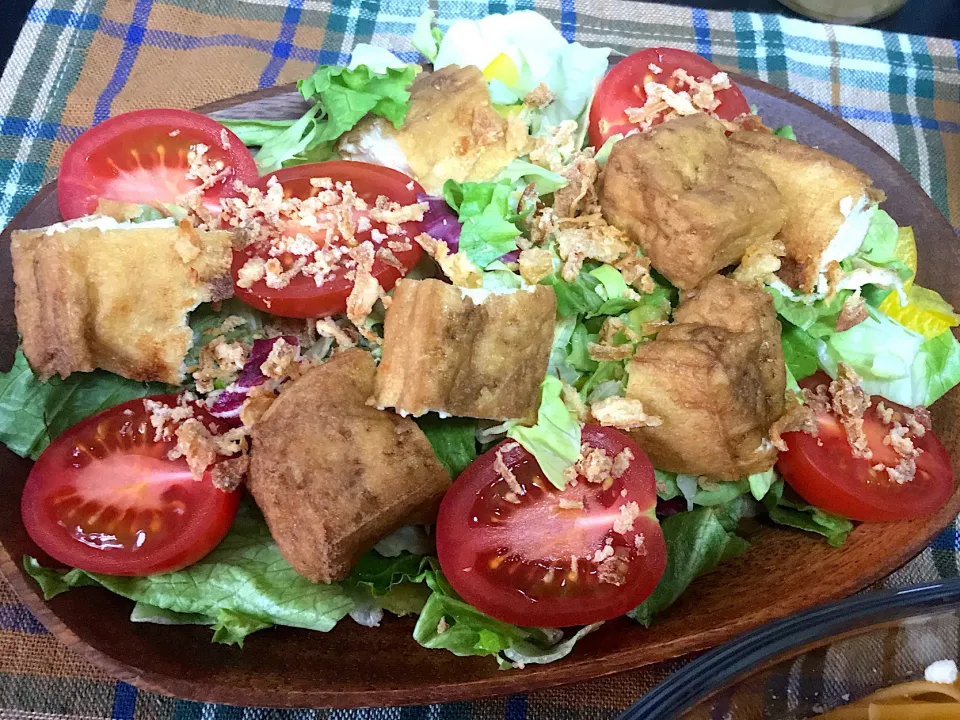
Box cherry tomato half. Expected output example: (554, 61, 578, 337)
(57, 108, 258, 220)
(588, 48, 750, 148)
(777, 372, 954, 522)
(436, 425, 666, 628)
(21, 395, 241, 575)
(231, 161, 424, 318)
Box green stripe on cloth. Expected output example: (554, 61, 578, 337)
(0, 0, 958, 717)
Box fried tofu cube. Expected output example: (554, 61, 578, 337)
(248, 349, 450, 583)
(375, 279, 557, 421)
(728, 130, 884, 293)
(338, 65, 529, 194)
(600, 113, 785, 290)
(626, 276, 784, 479)
(11, 217, 232, 384)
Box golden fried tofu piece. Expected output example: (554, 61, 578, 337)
(338, 65, 528, 194)
(11, 217, 232, 384)
(729, 130, 884, 293)
(248, 349, 450, 583)
(375, 279, 556, 421)
(601, 113, 785, 290)
(626, 276, 784, 479)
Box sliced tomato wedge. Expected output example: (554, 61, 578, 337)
(588, 48, 751, 148)
(21, 395, 241, 575)
(777, 372, 954, 522)
(436, 425, 666, 628)
(58, 108, 258, 220)
(230, 161, 424, 318)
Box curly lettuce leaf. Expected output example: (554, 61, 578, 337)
(0, 349, 171, 460)
(237, 63, 418, 174)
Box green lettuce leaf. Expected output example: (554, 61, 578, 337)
(567, 322, 599, 373)
(129, 602, 213, 626)
(766, 284, 846, 334)
(215, 118, 297, 148)
(748, 468, 778, 502)
(495, 159, 567, 196)
(629, 506, 749, 626)
(0, 349, 172, 460)
(858, 208, 898, 265)
(443, 180, 521, 268)
(546, 314, 579, 385)
(345, 552, 433, 595)
(414, 414, 478, 479)
(763, 479, 853, 547)
(411, 10, 443, 62)
(595, 134, 623, 168)
(773, 125, 797, 140)
(25, 503, 356, 646)
(781, 322, 820, 382)
(183, 299, 269, 377)
(413, 569, 599, 667)
(539, 271, 604, 317)
(913, 330, 960, 407)
(507, 375, 581, 490)
(817, 309, 960, 407)
(580, 360, 625, 401)
(250, 63, 418, 173)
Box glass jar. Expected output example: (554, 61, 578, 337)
(619, 579, 960, 720)
(777, 0, 908, 24)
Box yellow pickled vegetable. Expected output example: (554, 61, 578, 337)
(483, 53, 519, 86)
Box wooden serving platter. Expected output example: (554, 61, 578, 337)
(0, 73, 958, 709)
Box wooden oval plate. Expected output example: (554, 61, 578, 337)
(1, 74, 958, 709)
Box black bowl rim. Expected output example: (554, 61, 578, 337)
(619, 578, 960, 719)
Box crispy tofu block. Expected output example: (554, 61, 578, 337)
(338, 65, 528, 194)
(11, 218, 232, 384)
(375, 279, 556, 421)
(248, 349, 450, 582)
(728, 130, 884, 293)
(626, 276, 784, 479)
(601, 113, 786, 290)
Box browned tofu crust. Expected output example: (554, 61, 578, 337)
(248, 348, 451, 583)
(375, 279, 556, 421)
(339, 65, 527, 195)
(600, 113, 786, 290)
(627, 276, 784, 479)
(11, 221, 232, 384)
(728, 130, 884, 293)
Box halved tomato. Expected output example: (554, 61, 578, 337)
(777, 372, 954, 522)
(588, 48, 750, 148)
(230, 161, 424, 318)
(436, 425, 666, 628)
(21, 395, 240, 575)
(58, 109, 258, 220)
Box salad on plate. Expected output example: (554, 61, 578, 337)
(5, 10, 960, 668)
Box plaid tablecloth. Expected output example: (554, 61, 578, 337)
(1, 0, 959, 718)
